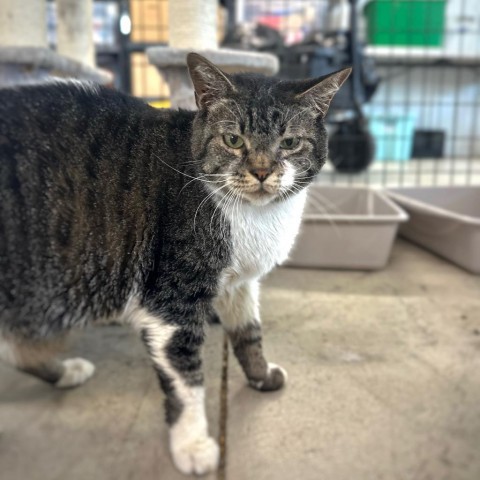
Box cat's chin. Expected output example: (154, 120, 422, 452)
(242, 190, 278, 206)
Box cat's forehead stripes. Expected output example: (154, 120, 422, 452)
(212, 101, 287, 140)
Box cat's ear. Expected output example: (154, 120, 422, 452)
(295, 67, 352, 117)
(187, 53, 235, 109)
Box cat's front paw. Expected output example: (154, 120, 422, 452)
(249, 362, 288, 392)
(170, 435, 220, 476)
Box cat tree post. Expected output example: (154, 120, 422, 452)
(0, 0, 110, 87)
(147, 0, 278, 109)
(0, 0, 48, 48)
(56, 0, 96, 68)
(169, 0, 218, 50)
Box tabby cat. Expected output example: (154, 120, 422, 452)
(0, 53, 350, 475)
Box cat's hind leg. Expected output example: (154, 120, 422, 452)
(214, 280, 287, 391)
(132, 309, 219, 476)
(0, 334, 95, 388)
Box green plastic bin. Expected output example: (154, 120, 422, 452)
(364, 0, 446, 47)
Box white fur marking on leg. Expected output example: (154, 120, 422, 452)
(130, 308, 219, 475)
(55, 358, 95, 389)
(214, 280, 260, 330)
(268, 362, 288, 384)
(170, 395, 220, 475)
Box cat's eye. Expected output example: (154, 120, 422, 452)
(223, 134, 244, 149)
(280, 137, 300, 150)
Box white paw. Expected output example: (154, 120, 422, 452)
(55, 358, 95, 389)
(249, 362, 288, 391)
(171, 436, 220, 476)
(269, 362, 288, 384)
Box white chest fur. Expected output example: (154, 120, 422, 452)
(221, 189, 307, 286)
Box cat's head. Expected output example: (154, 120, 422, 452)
(187, 53, 350, 206)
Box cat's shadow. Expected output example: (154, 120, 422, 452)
(0, 370, 65, 403)
(230, 382, 287, 413)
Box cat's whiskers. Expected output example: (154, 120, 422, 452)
(281, 184, 324, 227)
(193, 183, 229, 233)
(224, 187, 243, 234)
(297, 174, 317, 180)
(179, 159, 203, 167)
(280, 183, 301, 198)
(295, 175, 318, 185)
(308, 198, 340, 234)
(307, 189, 344, 216)
(297, 172, 318, 180)
(233, 186, 244, 219)
(293, 188, 341, 234)
(235, 186, 247, 225)
(209, 186, 237, 236)
(202, 173, 231, 177)
(179, 175, 228, 196)
(295, 166, 313, 177)
(153, 153, 224, 185)
(225, 186, 242, 231)
(277, 187, 288, 203)
(293, 157, 315, 177)
(215, 184, 242, 234)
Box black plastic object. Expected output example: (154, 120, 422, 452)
(278, 44, 379, 112)
(328, 117, 375, 173)
(329, 0, 375, 173)
(412, 130, 445, 158)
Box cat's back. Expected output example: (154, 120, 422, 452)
(0, 80, 150, 137)
(0, 80, 157, 232)
(0, 81, 178, 329)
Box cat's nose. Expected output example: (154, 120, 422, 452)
(249, 167, 272, 183)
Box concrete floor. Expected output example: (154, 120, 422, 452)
(1, 239, 480, 480)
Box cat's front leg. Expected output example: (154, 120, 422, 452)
(132, 310, 219, 475)
(215, 280, 287, 391)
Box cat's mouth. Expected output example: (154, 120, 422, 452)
(240, 186, 279, 206)
(228, 174, 287, 205)
(213, 167, 293, 206)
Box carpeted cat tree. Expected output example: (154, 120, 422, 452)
(147, 0, 279, 109)
(0, 0, 111, 87)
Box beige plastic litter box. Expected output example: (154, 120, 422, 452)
(288, 186, 408, 270)
(387, 187, 480, 274)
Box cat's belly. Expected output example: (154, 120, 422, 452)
(220, 189, 307, 286)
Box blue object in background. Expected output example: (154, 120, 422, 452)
(368, 115, 416, 162)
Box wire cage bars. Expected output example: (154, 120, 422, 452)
(89, 0, 480, 187)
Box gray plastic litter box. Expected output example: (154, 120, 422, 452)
(386, 187, 480, 274)
(287, 186, 408, 270)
